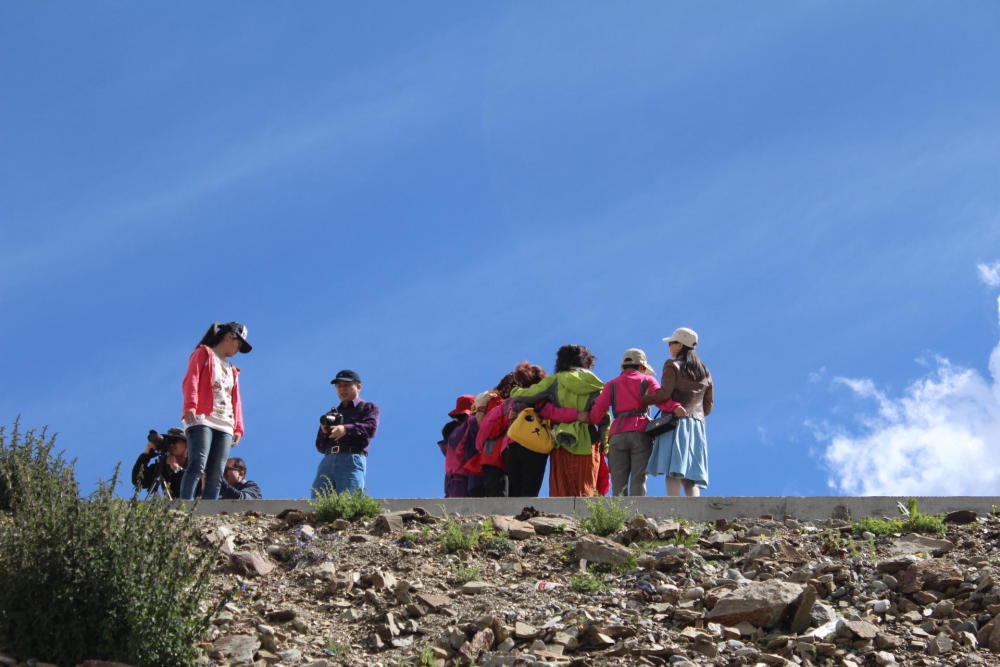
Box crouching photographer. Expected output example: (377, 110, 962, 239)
(131, 428, 199, 499)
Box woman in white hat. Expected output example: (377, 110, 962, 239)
(642, 327, 714, 496)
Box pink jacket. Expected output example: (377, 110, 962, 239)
(182, 345, 245, 439)
(589, 370, 679, 436)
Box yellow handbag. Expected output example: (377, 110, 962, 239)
(507, 407, 554, 454)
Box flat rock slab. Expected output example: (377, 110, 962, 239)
(231, 550, 275, 576)
(898, 559, 964, 594)
(491, 515, 536, 539)
(706, 580, 805, 628)
(575, 536, 633, 564)
(461, 581, 492, 595)
(841, 619, 879, 639)
(416, 592, 452, 610)
(891, 534, 955, 556)
(212, 634, 261, 664)
(528, 516, 576, 535)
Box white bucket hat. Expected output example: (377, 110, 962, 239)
(663, 327, 698, 348)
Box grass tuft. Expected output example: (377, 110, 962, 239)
(309, 487, 383, 522)
(578, 496, 633, 536)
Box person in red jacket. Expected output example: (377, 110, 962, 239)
(180, 322, 251, 500)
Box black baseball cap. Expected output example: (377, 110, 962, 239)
(223, 322, 252, 353)
(331, 369, 361, 384)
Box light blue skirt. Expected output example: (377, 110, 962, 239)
(647, 417, 708, 489)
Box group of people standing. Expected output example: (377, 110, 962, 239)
(157, 320, 713, 502)
(437, 328, 714, 498)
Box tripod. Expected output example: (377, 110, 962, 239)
(144, 455, 174, 500)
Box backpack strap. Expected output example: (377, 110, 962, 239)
(610, 378, 650, 419)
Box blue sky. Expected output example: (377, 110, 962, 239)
(3, 2, 999, 499)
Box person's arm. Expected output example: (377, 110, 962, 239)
(476, 405, 506, 452)
(231, 368, 244, 443)
(703, 379, 714, 417)
(220, 479, 262, 500)
(588, 383, 613, 426)
(538, 402, 581, 424)
(131, 451, 155, 490)
(315, 425, 331, 453)
(181, 346, 207, 421)
(343, 402, 380, 440)
(643, 362, 678, 406)
(509, 376, 558, 405)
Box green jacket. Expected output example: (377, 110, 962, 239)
(510, 369, 604, 455)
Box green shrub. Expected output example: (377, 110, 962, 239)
(579, 496, 633, 537)
(569, 570, 608, 593)
(452, 565, 482, 585)
(854, 516, 904, 536)
(905, 511, 946, 536)
(325, 638, 349, 655)
(0, 463, 221, 666)
(0, 419, 77, 513)
(418, 645, 437, 666)
(439, 515, 484, 553)
(481, 532, 516, 555)
(592, 552, 638, 575)
(309, 487, 383, 522)
(854, 499, 946, 538)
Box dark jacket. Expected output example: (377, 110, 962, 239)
(315, 397, 380, 454)
(219, 478, 262, 500)
(131, 452, 191, 498)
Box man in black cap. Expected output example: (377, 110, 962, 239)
(311, 369, 380, 496)
(131, 427, 195, 499)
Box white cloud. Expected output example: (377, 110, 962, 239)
(822, 331, 1000, 495)
(979, 261, 1000, 287)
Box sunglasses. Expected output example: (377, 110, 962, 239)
(225, 466, 246, 472)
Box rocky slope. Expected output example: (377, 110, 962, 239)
(12, 504, 1000, 667)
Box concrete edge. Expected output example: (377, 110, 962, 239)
(181, 496, 1000, 522)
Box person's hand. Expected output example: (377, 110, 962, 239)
(577, 410, 589, 423)
(182, 410, 195, 424)
(672, 405, 688, 418)
(329, 425, 347, 440)
(143, 442, 157, 455)
(232, 434, 241, 446)
(166, 455, 183, 473)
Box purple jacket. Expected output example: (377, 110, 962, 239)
(315, 397, 380, 454)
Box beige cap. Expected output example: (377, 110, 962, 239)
(473, 390, 495, 411)
(621, 348, 654, 374)
(663, 327, 698, 348)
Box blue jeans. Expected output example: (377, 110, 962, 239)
(181, 425, 233, 500)
(311, 452, 366, 497)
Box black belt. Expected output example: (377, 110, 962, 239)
(326, 444, 367, 455)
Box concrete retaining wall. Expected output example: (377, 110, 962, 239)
(187, 496, 1000, 522)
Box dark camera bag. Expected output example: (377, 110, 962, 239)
(644, 410, 678, 438)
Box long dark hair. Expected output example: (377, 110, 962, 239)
(494, 373, 518, 398)
(676, 346, 709, 382)
(196, 322, 234, 349)
(554, 345, 595, 373)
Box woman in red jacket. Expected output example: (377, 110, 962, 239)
(180, 322, 251, 500)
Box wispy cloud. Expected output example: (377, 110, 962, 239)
(821, 282, 1000, 495)
(979, 261, 1000, 288)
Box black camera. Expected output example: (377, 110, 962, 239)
(319, 409, 344, 428)
(147, 428, 186, 454)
